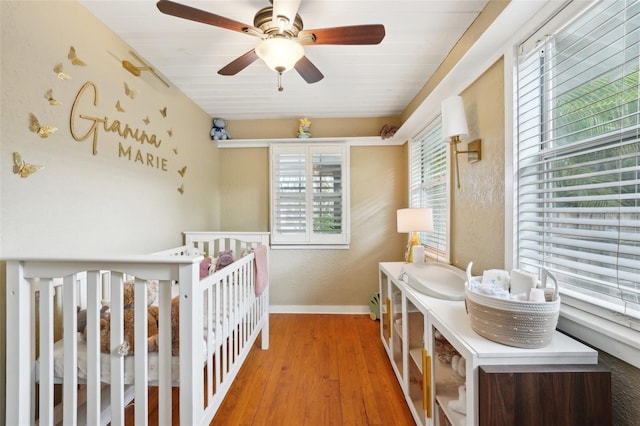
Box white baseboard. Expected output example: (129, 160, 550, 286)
(269, 305, 370, 314)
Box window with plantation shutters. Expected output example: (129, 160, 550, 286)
(515, 0, 640, 327)
(409, 117, 450, 261)
(270, 144, 350, 246)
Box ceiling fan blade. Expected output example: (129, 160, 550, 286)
(218, 49, 259, 76)
(299, 24, 385, 45)
(295, 56, 324, 84)
(156, 0, 257, 34)
(272, 0, 301, 29)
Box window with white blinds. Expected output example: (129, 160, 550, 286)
(270, 144, 350, 246)
(515, 0, 640, 327)
(409, 117, 449, 261)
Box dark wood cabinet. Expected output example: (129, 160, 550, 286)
(479, 364, 611, 426)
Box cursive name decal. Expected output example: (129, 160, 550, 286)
(69, 81, 167, 171)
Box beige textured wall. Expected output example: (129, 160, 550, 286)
(219, 148, 269, 231)
(0, 1, 219, 256)
(220, 144, 407, 306)
(450, 59, 505, 276)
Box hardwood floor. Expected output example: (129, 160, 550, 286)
(209, 313, 415, 426)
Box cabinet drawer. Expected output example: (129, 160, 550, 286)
(478, 364, 611, 426)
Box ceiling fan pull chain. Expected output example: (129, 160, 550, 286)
(277, 71, 284, 91)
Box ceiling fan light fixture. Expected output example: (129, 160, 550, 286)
(255, 37, 304, 73)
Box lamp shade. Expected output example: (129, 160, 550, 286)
(397, 208, 434, 233)
(441, 96, 469, 140)
(255, 37, 304, 73)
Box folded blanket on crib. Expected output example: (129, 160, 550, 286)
(254, 244, 268, 296)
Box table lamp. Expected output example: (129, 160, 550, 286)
(397, 208, 433, 262)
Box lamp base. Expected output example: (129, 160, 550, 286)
(405, 232, 421, 263)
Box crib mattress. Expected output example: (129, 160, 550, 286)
(40, 333, 207, 385)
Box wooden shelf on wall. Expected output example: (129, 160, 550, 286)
(215, 136, 405, 148)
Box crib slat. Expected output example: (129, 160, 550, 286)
(39, 279, 55, 425)
(158, 280, 172, 425)
(110, 273, 126, 426)
(134, 279, 150, 426)
(86, 271, 102, 426)
(205, 286, 214, 407)
(214, 273, 222, 399)
(63, 274, 80, 424)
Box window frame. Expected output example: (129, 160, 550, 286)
(511, 0, 640, 367)
(269, 143, 350, 248)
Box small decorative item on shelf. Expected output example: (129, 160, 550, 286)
(380, 123, 398, 139)
(297, 117, 311, 138)
(210, 117, 231, 140)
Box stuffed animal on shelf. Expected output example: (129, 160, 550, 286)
(210, 117, 231, 140)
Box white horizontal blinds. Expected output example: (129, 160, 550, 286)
(271, 144, 349, 245)
(516, 0, 640, 322)
(312, 151, 343, 235)
(272, 149, 307, 239)
(409, 118, 449, 260)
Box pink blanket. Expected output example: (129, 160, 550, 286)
(254, 244, 268, 296)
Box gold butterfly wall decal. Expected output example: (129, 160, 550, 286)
(115, 100, 125, 112)
(143, 116, 150, 125)
(29, 113, 57, 138)
(68, 46, 87, 66)
(53, 63, 71, 80)
(178, 166, 187, 177)
(44, 89, 61, 106)
(167, 129, 173, 137)
(172, 147, 178, 155)
(160, 107, 167, 118)
(124, 82, 136, 99)
(13, 152, 44, 178)
(177, 184, 184, 194)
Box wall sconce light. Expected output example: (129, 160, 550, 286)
(441, 96, 481, 189)
(397, 208, 433, 263)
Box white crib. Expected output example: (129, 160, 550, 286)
(5, 231, 270, 426)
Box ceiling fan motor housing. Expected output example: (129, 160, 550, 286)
(254, 7, 303, 37)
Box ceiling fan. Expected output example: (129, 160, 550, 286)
(156, 0, 385, 90)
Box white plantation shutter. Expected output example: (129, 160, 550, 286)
(409, 117, 449, 261)
(270, 144, 350, 246)
(312, 151, 343, 235)
(515, 0, 640, 325)
(272, 150, 307, 236)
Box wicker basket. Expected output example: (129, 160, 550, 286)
(465, 269, 560, 349)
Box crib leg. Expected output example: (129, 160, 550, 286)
(261, 315, 269, 350)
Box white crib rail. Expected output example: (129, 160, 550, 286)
(5, 255, 202, 426)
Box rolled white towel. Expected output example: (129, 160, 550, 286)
(451, 354, 460, 372)
(510, 269, 538, 296)
(457, 357, 466, 377)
